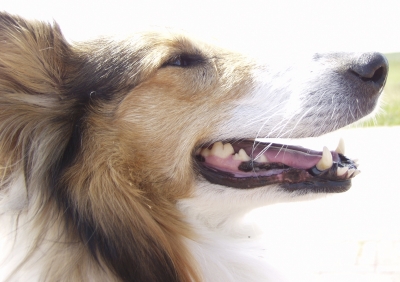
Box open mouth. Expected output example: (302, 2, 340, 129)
(194, 139, 359, 193)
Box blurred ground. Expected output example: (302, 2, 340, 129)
(250, 126, 400, 282)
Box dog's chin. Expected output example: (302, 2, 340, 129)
(194, 138, 359, 194)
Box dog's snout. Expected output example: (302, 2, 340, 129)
(349, 52, 388, 90)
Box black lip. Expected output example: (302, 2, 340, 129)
(197, 164, 352, 193)
(281, 179, 352, 193)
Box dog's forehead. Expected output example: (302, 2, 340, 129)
(127, 30, 229, 61)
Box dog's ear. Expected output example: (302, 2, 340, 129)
(0, 12, 69, 95)
(0, 12, 72, 183)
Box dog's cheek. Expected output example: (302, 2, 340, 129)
(113, 93, 214, 197)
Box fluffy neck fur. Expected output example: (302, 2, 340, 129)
(178, 191, 288, 282)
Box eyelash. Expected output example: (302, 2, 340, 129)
(165, 54, 204, 67)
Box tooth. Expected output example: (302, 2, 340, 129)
(335, 138, 345, 155)
(255, 154, 268, 163)
(352, 170, 361, 177)
(316, 146, 333, 171)
(347, 168, 356, 177)
(210, 141, 223, 154)
(233, 149, 251, 161)
(223, 143, 235, 156)
(200, 148, 211, 157)
(337, 166, 348, 177)
(210, 142, 226, 158)
(209, 142, 234, 158)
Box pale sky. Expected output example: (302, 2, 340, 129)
(2, 0, 400, 54)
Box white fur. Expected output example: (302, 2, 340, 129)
(180, 54, 367, 281)
(178, 183, 287, 282)
(179, 179, 325, 281)
(216, 53, 368, 142)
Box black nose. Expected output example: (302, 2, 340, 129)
(350, 52, 388, 89)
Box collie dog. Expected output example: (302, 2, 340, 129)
(0, 12, 388, 282)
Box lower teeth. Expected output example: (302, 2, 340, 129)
(237, 160, 359, 181)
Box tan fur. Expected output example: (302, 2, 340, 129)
(0, 12, 255, 281)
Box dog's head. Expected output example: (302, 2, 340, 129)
(0, 12, 388, 281)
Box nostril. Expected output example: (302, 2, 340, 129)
(357, 66, 385, 83)
(350, 52, 388, 86)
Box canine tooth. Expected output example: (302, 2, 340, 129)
(316, 146, 333, 171)
(347, 168, 356, 177)
(352, 170, 361, 177)
(255, 154, 268, 163)
(335, 138, 345, 155)
(337, 167, 348, 177)
(233, 149, 251, 161)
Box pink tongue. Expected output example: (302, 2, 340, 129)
(202, 146, 325, 174)
(262, 147, 321, 169)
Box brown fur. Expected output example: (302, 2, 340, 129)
(0, 12, 255, 281)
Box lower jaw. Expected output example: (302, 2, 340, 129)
(200, 165, 351, 193)
(197, 164, 352, 193)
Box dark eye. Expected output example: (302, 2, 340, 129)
(165, 54, 204, 67)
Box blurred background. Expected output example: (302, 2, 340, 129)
(1, 0, 399, 281)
